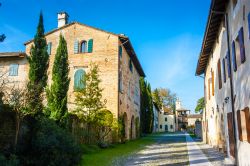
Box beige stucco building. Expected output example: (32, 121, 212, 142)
(1, 12, 145, 140)
(0, 52, 28, 92)
(196, 0, 250, 165)
(158, 109, 175, 133)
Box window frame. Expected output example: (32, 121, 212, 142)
(9, 64, 19, 76)
(80, 40, 87, 53)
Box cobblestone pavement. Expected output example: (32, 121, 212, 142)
(123, 132, 189, 166)
(195, 141, 226, 166)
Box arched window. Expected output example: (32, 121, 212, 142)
(80, 40, 87, 53)
(74, 69, 86, 90)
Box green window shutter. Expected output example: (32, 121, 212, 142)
(88, 39, 93, 53)
(74, 40, 79, 54)
(47, 42, 52, 55)
(119, 46, 122, 58)
(74, 69, 85, 90)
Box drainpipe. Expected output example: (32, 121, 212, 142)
(224, 13, 238, 166)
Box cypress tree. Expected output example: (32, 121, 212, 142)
(46, 34, 70, 127)
(27, 12, 49, 113)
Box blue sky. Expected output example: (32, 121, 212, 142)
(0, 0, 210, 112)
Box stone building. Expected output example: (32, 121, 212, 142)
(187, 114, 202, 127)
(1, 12, 145, 140)
(196, 0, 250, 164)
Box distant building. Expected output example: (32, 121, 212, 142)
(175, 99, 190, 131)
(187, 114, 202, 127)
(0, 52, 28, 91)
(158, 108, 175, 132)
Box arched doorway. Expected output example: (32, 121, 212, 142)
(130, 115, 135, 139)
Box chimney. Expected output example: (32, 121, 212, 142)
(57, 12, 69, 28)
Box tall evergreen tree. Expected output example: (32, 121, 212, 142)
(27, 12, 49, 113)
(46, 34, 70, 127)
(139, 77, 147, 135)
(146, 83, 153, 133)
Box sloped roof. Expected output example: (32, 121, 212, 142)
(24, 22, 145, 77)
(0, 52, 26, 58)
(187, 114, 202, 119)
(196, 0, 229, 75)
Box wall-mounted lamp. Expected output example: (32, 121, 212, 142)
(224, 97, 229, 103)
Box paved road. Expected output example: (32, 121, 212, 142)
(124, 132, 189, 166)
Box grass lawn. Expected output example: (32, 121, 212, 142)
(80, 134, 160, 166)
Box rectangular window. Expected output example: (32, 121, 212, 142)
(9, 64, 19, 76)
(212, 70, 214, 96)
(222, 58, 226, 83)
(160, 125, 162, 129)
(208, 79, 210, 100)
(235, 36, 241, 68)
(165, 117, 167, 121)
(129, 59, 133, 72)
(47, 42, 52, 55)
(231, 41, 237, 72)
(217, 59, 222, 89)
(74, 40, 79, 54)
(119, 71, 123, 92)
(237, 109, 249, 142)
(238, 27, 246, 63)
(248, 13, 250, 39)
(119, 46, 122, 58)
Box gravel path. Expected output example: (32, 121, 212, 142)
(123, 132, 189, 166)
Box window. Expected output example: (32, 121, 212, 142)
(80, 40, 87, 53)
(129, 59, 133, 72)
(165, 117, 167, 121)
(74, 40, 79, 54)
(47, 42, 52, 55)
(233, 27, 246, 71)
(211, 70, 214, 96)
(119, 71, 123, 92)
(170, 125, 173, 129)
(74, 69, 86, 90)
(217, 59, 222, 89)
(237, 108, 250, 143)
(248, 13, 250, 39)
(119, 46, 122, 58)
(222, 58, 226, 83)
(88, 39, 93, 53)
(238, 27, 246, 63)
(208, 78, 211, 100)
(226, 52, 231, 77)
(128, 82, 131, 98)
(9, 64, 19, 76)
(160, 125, 162, 129)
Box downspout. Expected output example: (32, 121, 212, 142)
(225, 13, 239, 166)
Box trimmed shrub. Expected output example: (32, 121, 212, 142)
(22, 117, 81, 166)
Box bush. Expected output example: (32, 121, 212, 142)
(0, 154, 19, 166)
(22, 117, 81, 166)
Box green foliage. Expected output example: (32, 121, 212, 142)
(152, 88, 163, 109)
(139, 77, 154, 134)
(25, 117, 81, 166)
(118, 114, 126, 142)
(195, 97, 205, 113)
(135, 117, 140, 138)
(27, 12, 49, 113)
(73, 64, 116, 144)
(156, 88, 177, 112)
(0, 154, 19, 166)
(46, 34, 70, 127)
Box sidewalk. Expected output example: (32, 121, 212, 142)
(186, 133, 213, 166)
